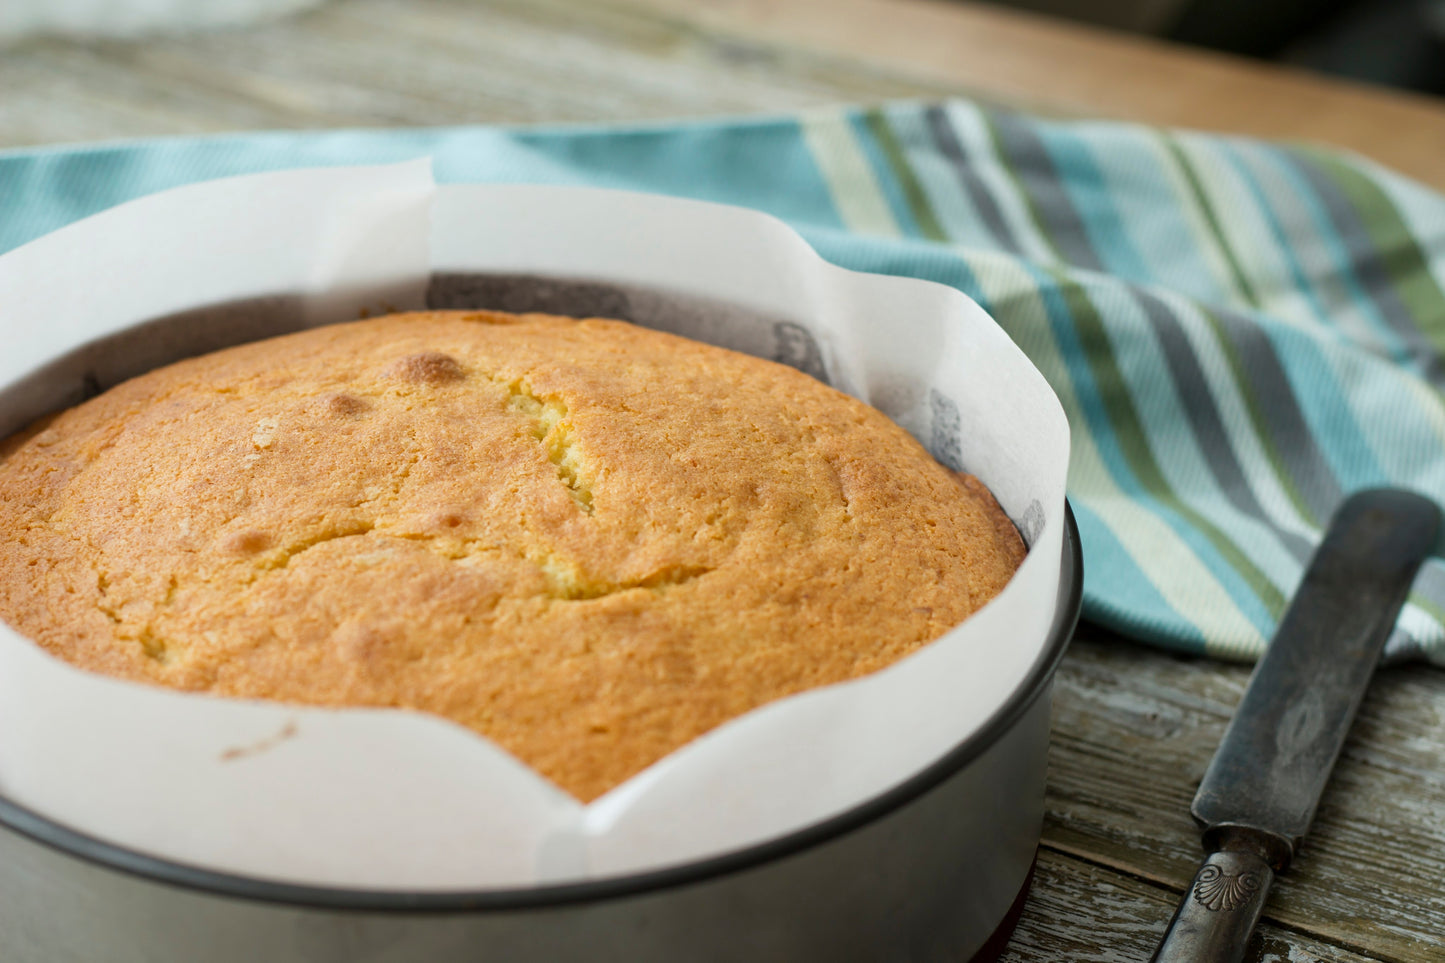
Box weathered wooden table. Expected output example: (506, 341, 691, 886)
(4, 1, 1444, 959)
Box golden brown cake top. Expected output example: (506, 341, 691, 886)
(0, 311, 1025, 801)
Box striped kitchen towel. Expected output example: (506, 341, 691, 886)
(4, 100, 1445, 663)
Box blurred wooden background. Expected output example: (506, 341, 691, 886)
(7, 0, 1445, 190)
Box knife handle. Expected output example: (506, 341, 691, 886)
(1149, 849, 1275, 963)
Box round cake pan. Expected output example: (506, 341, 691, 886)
(0, 174, 1079, 960)
(0, 505, 1079, 963)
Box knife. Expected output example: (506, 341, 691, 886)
(1149, 488, 1440, 963)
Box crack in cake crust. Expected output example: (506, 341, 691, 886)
(499, 377, 595, 514)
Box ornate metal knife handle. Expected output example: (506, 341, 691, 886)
(1150, 849, 1274, 963)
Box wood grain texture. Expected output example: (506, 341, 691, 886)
(625, 0, 1445, 190)
(0, 0, 956, 148)
(12, 0, 1445, 189)
(1006, 851, 1389, 963)
(3, 1, 1445, 958)
(1048, 630, 1445, 962)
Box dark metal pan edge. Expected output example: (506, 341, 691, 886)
(0, 506, 1081, 913)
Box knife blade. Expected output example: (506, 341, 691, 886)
(1149, 488, 1440, 963)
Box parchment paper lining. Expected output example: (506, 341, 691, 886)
(0, 165, 1070, 889)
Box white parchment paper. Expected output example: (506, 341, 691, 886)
(0, 164, 1070, 889)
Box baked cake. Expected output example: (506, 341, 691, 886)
(0, 310, 1025, 801)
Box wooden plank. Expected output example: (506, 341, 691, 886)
(1006, 849, 1387, 962)
(0, 0, 955, 149)
(12, 0, 1445, 189)
(621, 0, 1445, 190)
(1045, 630, 1445, 961)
